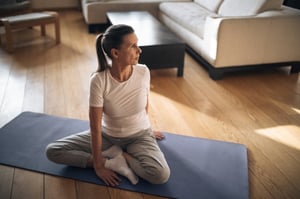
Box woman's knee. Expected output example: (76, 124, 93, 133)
(45, 143, 55, 160)
(45, 143, 61, 162)
(144, 165, 170, 184)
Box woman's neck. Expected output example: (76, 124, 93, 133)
(110, 65, 133, 82)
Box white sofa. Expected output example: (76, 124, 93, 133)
(159, 0, 300, 79)
(81, 0, 190, 32)
(81, 0, 300, 79)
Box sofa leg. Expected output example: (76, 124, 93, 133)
(290, 62, 300, 73)
(209, 69, 223, 80)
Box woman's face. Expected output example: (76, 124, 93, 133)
(114, 33, 142, 66)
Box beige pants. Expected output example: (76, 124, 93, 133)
(46, 128, 170, 184)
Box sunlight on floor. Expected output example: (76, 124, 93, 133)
(149, 91, 233, 139)
(291, 107, 300, 114)
(256, 125, 300, 150)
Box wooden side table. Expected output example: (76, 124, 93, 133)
(0, 11, 60, 52)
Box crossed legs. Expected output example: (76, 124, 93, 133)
(46, 129, 170, 185)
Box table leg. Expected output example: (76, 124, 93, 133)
(2, 21, 14, 52)
(41, 24, 46, 36)
(54, 15, 60, 44)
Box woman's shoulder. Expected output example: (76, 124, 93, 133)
(135, 63, 148, 68)
(134, 64, 150, 82)
(90, 70, 108, 83)
(134, 64, 149, 73)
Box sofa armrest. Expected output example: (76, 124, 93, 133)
(203, 9, 300, 67)
(82, 1, 161, 24)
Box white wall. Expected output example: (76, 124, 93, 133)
(31, 0, 79, 9)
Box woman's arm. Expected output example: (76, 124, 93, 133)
(145, 96, 165, 140)
(89, 106, 121, 186)
(89, 106, 104, 167)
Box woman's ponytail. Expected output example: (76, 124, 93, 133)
(96, 34, 109, 72)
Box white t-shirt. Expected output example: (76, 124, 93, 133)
(89, 64, 151, 137)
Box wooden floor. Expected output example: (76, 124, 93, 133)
(0, 10, 300, 199)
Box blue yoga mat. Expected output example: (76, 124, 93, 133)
(0, 112, 249, 199)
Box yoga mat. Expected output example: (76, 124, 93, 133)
(0, 112, 249, 199)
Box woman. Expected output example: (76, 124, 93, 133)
(46, 24, 170, 186)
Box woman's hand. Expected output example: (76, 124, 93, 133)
(94, 163, 121, 186)
(153, 130, 165, 140)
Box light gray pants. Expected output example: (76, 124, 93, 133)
(46, 128, 170, 184)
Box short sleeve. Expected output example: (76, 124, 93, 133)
(89, 73, 104, 107)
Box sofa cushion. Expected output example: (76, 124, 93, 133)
(260, 0, 283, 12)
(85, 0, 191, 2)
(194, 0, 223, 12)
(159, 2, 216, 39)
(218, 0, 267, 16)
(86, 0, 108, 3)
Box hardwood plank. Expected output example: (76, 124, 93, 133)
(22, 46, 45, 113)
(60, 47, 89, 119)
(0, 49, 12, 113)
(44, 175, 76, 199)
(76, 181, 110, 199)
(11, 169, 43, 199)
(0, 165, 14, 199)
(108, 187, 143, 199)
(0, 51, 28, 127)
(44, 45, 66, 116)
(57, 12, 89, 120)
